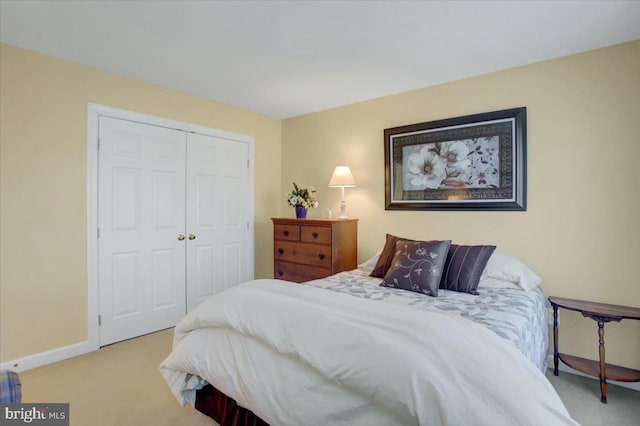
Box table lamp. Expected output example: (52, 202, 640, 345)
(328, 166, 356, 218)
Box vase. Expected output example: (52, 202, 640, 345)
(295, 206, 308, 219)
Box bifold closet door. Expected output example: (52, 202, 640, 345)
(98, 117, 187, 346)
(186, 133, 250, 311)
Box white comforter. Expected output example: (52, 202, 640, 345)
(160, 279, 577, 425)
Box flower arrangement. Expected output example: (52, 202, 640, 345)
(287, 182, 319, 209)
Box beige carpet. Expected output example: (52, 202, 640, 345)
(545, 369, 640, 426)
(18, 328, 640, 425)
(19, 329, 215, 425)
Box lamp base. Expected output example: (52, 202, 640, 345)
(338, 197, 348, 219)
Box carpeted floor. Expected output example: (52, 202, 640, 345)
(18, 328, 640, 425)
(545, 369, 640, 426)
(19, 329, 215, 425)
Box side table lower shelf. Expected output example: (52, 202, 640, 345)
(558, 353, 640, 383)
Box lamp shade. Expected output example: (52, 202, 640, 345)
(328, 166, 356, 187)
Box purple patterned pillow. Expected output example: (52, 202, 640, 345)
(440, 244, 496, 295)
(381, 240, 451, 297)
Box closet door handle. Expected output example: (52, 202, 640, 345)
(177, 234, 185, 241)
(278, 248, 284, 255)
(188, 234, 196, 240)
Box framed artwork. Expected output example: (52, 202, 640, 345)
(384, 107, 527, 211)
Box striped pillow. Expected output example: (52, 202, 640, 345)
(440, 244, 496, 295)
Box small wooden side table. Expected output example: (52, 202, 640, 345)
(548, 296, 640, 403)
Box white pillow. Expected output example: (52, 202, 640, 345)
(358, 248, 382, 271)
(477, 278, 521, 290)
(480, 252, 542, 291)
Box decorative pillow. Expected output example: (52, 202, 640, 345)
(439, 244, 496, 295)
(369, 234, 414, 278)
(480, 252, 542, 290)
(381, 240, 451, 297)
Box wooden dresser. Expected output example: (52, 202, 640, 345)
(272, 218, 358, 283)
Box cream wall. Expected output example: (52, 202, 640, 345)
(0, 43, 281, 361)
(282, 41, 640, 369)
(2, 40, 639, 371)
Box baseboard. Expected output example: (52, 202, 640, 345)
(547, 355, 640, 392)
(0, 341, 97, 373)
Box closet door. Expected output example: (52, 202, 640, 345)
(186, 133, 250, 311)
(98, 117, 187, 346)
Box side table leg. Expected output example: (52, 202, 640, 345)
(597, 321, 607, 403)
(553, 305, 559, 376)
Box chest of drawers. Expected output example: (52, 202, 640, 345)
(272, 218, 358, 283)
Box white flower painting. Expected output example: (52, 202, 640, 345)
(402, 137, 500, 191)
(406, 148, 446, 189)
(385, 108, 526, 210)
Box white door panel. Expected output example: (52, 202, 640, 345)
(186, 133, 249, 311)
(99, 117, 186, 346)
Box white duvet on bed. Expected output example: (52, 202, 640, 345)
(160, 279, 577, 425)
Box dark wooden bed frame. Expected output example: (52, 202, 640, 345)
(195, 384, 269, 426)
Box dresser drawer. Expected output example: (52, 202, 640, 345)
(274, 224, 300, 241)
(300, 226, 331, 244)
(274, 241, 332, 267)
(274, 261, 330, 283)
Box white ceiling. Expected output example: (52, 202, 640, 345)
(2, 1, 639, 119)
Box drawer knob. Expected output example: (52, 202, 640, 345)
(278, 270, 284, 276)
(283, 230, 290, 236)
(278, 248, 284, 255)
(312, 232, 319, 239)
(318, 253, 325, 260)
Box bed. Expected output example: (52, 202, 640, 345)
(160, 240, 577, 425)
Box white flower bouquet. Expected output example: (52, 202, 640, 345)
(287, 182, 319, 209)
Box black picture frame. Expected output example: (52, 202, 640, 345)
(384, 107, 527, 211)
